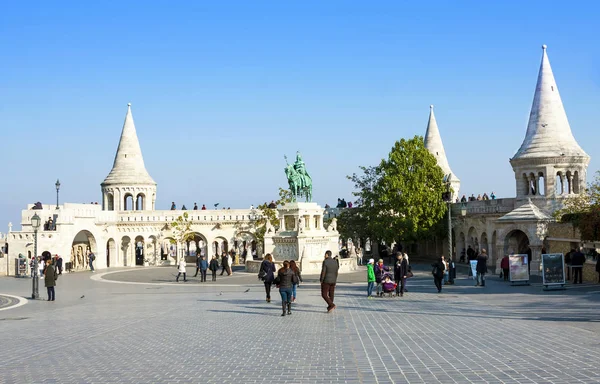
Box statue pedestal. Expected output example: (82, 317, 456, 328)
(260, 202, 357, 273)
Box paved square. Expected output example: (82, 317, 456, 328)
(1, 266, 600, 383)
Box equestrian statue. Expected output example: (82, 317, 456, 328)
(284, 151, 313, 202)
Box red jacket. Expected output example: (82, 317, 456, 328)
(500, 257, 509, 269)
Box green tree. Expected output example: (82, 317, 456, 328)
(346, 136, 447, 244)
(241, 188, 294, 250)
(555, 171, 600, 240)
(169, 212, 195, 260)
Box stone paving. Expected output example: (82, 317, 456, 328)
(1, 265, 600, 383)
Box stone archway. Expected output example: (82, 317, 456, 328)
(504, 229, 530, 256)
(187, 233, 208, 263)
(480, 232, 489, 254)
(467, 227, 479, 252)
(213, 236, 228, 257)
(234, 231, 257, 263)
(71, 230, 97, 271)
(457, 232, 466, 261)
(135, 236, 145, 266)
(106, 238, 117, 268)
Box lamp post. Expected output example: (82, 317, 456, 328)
(55, 179, 61, 209)
(31, 213, 41, 299)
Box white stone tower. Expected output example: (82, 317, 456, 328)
(510, 45, 589, 208)
(424, 105, 461, 199)
(101, 103, 157, 211)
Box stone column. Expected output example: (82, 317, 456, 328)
(529, 245, 542, 276)
(561, 175, 567, 195)
(495, 245, 504, 275)
(535, 175, 540, 196)
(567, 174, 573, 194)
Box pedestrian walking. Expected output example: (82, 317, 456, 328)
(209, 255, 219, 281)
(476, 249, 489, 287)
(394, 253, 408, 297)
(176, 257, 187, 282)
(55, 254, 63, 275)
(500, 255, 509, 281)
(320, 250, 339, 313)
(44, 258, 58, 301)
(277, 260, 295, 316)
(290, 260, 303, 302)
(259, 254, 276, 302)
(88, 251, 96, 272)
(198, 256, 208, 282)
(432, 255, 445, 293)
(571, 247, 586, 284)
(366, 259, 375, 298)
(220, 252, 231, 276)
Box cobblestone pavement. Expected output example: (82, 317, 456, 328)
(1, 266, 600, 383)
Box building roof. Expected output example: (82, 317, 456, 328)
(512, 45, 589, 160)
(497, 198, 551, 222)
(424, 105, 459, 182)
(102, 104, 156, 186)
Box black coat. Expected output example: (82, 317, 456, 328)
(432, 260, 445, 278)
(476, 254, 488, 273)
(277, 268, 294, 289)
(394, 259, 407, 280)
(260, 260, 276, 283)
(208, 259, 219, 271)
(571, 251, 586, 266)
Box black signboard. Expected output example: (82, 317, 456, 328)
(542, 253, 565, 286)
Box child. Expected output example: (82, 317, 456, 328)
(381, 275, 397, 297)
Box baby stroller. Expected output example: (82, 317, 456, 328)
(380, 272, 397, 297)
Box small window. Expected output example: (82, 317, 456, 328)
(551, 86, 554, 91)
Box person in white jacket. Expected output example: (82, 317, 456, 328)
(176, 257, 187, 282)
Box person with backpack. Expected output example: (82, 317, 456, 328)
(258, 254, 276, 302)
(88, 251, 96, 272)
(432, 255, 446, 293)
(209, 255, 219, 281)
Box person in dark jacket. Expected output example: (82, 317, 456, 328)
(277, 260, 295, 316)
(432, 256, 445, 293)
(393, 253, 408, 297)
(571, 247, 586, 284)
(220, 252, 231, 276)
(260, 254, 276, 302)
(208, 255, 219, 281)
(44, 259, 58, 301)
(320, 250, 339, 313)
(194, 255, 202, 277)
(374, 259, 390, 297)
(500, 255, 509, 282)
(476, 249, 489, 286)
(595, 254, 600, 283)
(55, 254, 63, 275)
(197, 256, 208, 282)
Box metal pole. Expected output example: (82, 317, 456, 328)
(32, 229, 39, 299)
(56, 188, 59, 209)
(447, 202, 454, 284)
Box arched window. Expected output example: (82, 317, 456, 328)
(556, 172, 563, 195)
(538, 172, 545, 196)
(566, 171, 572, 194)
(107, 193, 114, 211)
(529, 173, 536, 195)
(136, 194, 145, 210)
(124, 194, 134, 211)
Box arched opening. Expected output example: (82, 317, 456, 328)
(121, 236, 131, 267)
(491, 231, 498, 269)
(467, 227, 478, 253)
(188, 233, 208, 263)
(529, 172, 536, 195)
(71, 230, 98, 271)
(135, 236, 145, 266)
(212, 237, 228, 257)
(566, 171, 572, 194)
(537, 172, 545, 196)
(124, 194, 134, 211)
(573, 171, 580, 194)
(235, 232, 257, 262)
(480, 232, 489, 255)
(106, 238, 116, 268)
(457, 232, 466, 262)
(503, 229, 530, 256)
(161, 237, 176, 262)
(136, 194, 145, 210)
(556, 172, 563, 195)
(107, 193, 115, 211)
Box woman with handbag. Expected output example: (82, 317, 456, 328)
(259, 254, 276, 302)
(290, 260, 303, 302)
(394, 253, 408, 297)
(276, 260, 295, 316)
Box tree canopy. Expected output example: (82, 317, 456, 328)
(555, 171, 600, 241)
(342, 135, 447, 243)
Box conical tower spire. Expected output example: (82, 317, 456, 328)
(102, 103, 155, 186)
(512, 45, 588, 160)
(424, 105, 460, 197)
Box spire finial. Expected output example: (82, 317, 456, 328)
(127, 102, 131, 107)
(542, 44, 547, 50)
(430, 104, 434, 110)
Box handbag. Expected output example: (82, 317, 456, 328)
(406, 271, 414, 278)
(273, 275, 281, 286)
(258, 267, 266, 280)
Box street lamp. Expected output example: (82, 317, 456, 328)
(55, 179, 61, 209)
(31, 213, 41, 299)
(460, 202, 467, 217)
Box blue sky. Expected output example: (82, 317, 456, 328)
(1, 1, 599, 229)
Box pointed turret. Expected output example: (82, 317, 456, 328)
(512, 45, 589, 160)
(101, 104, 157, 211)
(510, 46, 589, 203)
(424, 105, 460, 197)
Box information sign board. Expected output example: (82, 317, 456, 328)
(542, 253, 565, 286)
(509, 254, 529, 282)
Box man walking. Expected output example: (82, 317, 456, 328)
(88, 251, 96, 272)
(55, 254, 63, 275)
(476, 249, 489, 287)
(44, 257, 58, 301)
(571, 247, 586, 284)
(320, 250, 339, 313)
